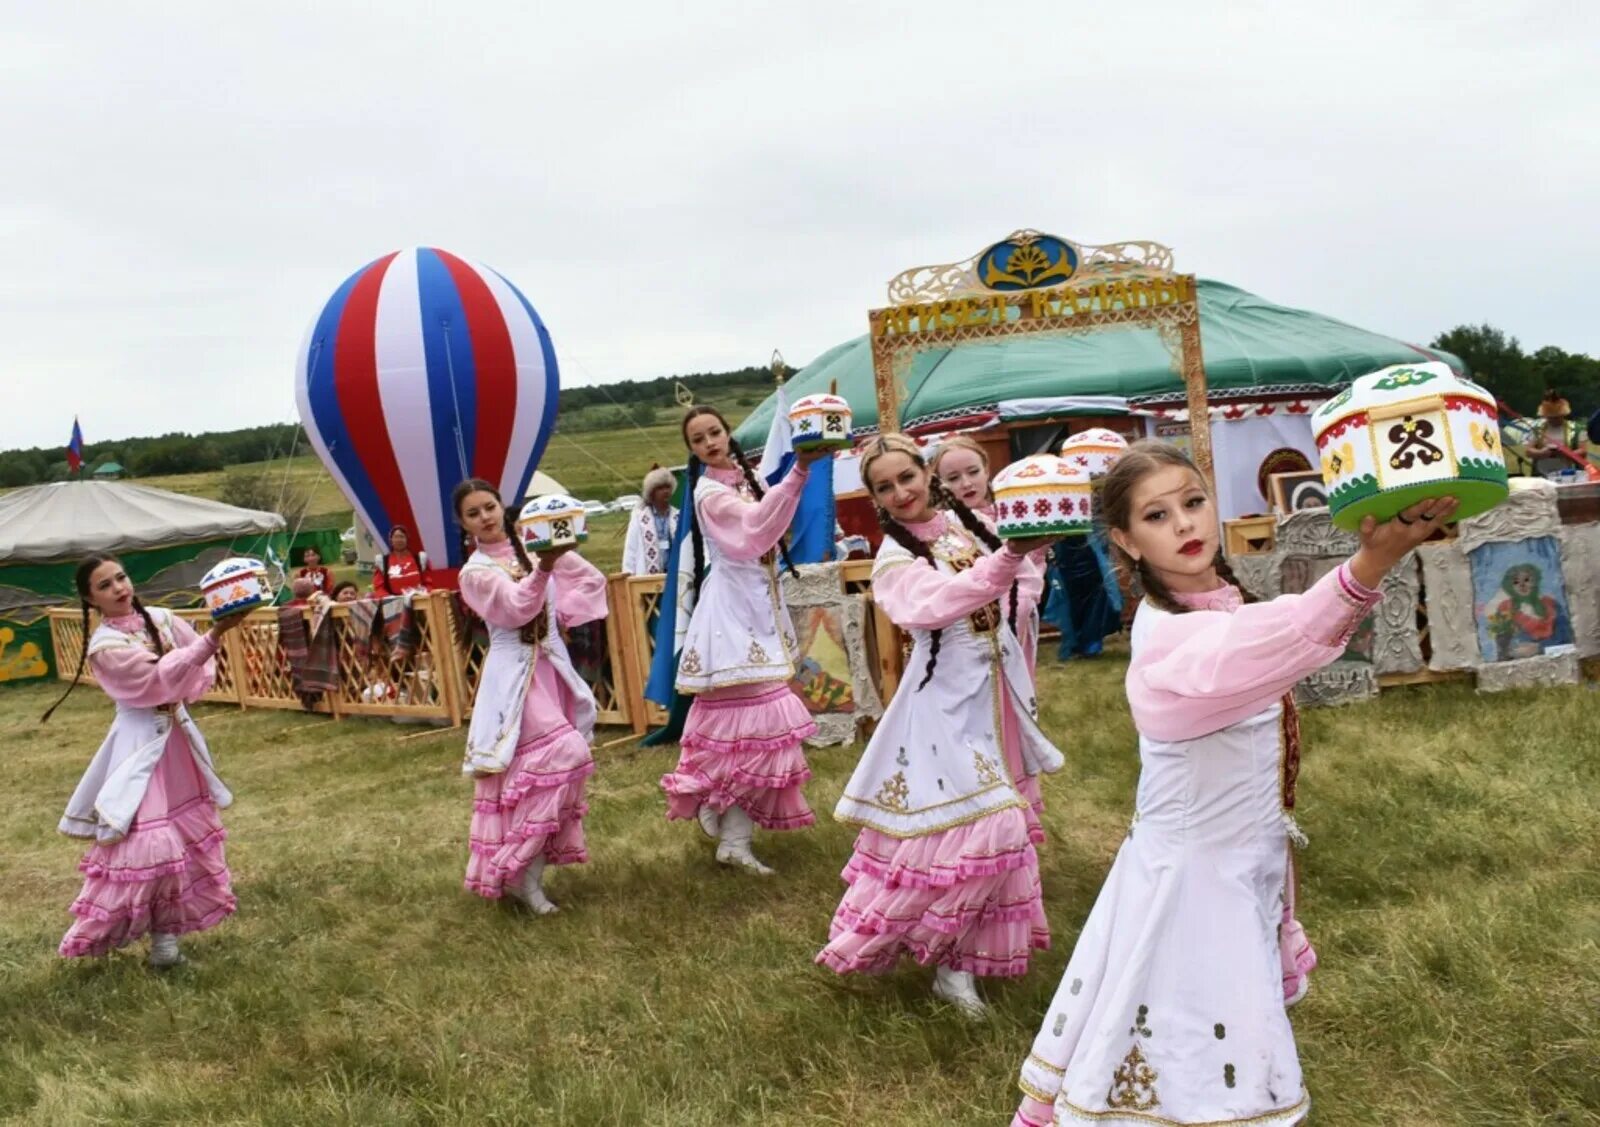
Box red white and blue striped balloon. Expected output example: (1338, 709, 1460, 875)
(295, 248, 560, 572)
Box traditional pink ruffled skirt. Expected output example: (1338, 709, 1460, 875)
(662, 682, 817, 831)
(59, 736, 235, 959)
(465, 724, 593, 899)
(816, 805, 1049, 978)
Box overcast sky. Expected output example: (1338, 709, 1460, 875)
(2, 1, 1594, 452)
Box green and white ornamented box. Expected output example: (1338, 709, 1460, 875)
(518, 495, 589, 553)
(992, 455, 1094, 539)
(1311, 362, 1508, 531)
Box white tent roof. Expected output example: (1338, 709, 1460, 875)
(0, 481, 286, 564)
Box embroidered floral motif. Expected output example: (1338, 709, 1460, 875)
(1214, 1023, 1226, 1040)
(1223, 1063, 1236, 1089)
(874, 771, 910, 812)
(895, 746, 909, 767)
(973, 750, 1004, 788)
(747, 639, 770, 665)
(680, 647, 704, 676)
(1107, 1044, 1159, 1111)
(1128, 1003, 1153, 1037)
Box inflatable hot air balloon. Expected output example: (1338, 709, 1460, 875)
(295, 248, 560, 579)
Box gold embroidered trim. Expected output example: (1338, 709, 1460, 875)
(1028, 1053, 1067, 1076)
(833, 795, 1027, 838)
(675, 662, 797, 694)
(1058, 1089, 1308, 1126)
(841, 778, 1011, 816)
(1019, 1076, 1057, 1103)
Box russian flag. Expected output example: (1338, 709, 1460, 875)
(758, 388, 835, 564)
(66, 418, 84, 474)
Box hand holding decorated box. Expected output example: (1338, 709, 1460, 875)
(518, 495, 588, 553)
(1312, 362, 1507, 531)
(788, 393, 853, 452)
(991, 455, 1093, 538)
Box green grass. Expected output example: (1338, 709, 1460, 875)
(1, 656, 1594, 1125)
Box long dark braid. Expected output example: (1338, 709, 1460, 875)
(687, 455, 707, 599)
(933, 479, 1020, 636)
(874, 504, 945, 691)
(726, 435, 799, 579)
(42, 553, 147, 723)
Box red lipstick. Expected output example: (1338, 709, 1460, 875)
(1178, 539, 1204, 557)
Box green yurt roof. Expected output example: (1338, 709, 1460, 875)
(735, 279, 1462, 448)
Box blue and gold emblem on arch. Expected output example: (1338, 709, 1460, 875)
(977, 234, 1078, 291)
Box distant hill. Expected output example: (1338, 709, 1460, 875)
(0, 366, 778, 488)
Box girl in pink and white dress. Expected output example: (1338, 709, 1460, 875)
(454, 479, 608, 914)
(817, 436, 1063, 1018)
(46, 554, 242, 968)
(660, 406, 825, 876)
(930, 433, 1050, 842)
(1012, 441, 1454, 1127)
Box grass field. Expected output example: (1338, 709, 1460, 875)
(1, 656, 1595, 1125)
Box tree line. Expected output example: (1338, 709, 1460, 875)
(4, 338, 1593, 490)
(1430, 325, 1600, 422)
(0, 366, 780, 487)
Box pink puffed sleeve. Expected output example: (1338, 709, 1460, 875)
(972, 509, 1045, 619)
(89, 616, 218, 708)
(551, 552, 608, 629)
(459, 563, 551, 630)
(874, 546, 1024, 631)
(696, 465, 809, 561)
(1128, 563, 1380, 742)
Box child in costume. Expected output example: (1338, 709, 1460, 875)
(1012, 441, 1455, 1126)
(660, 406, 823, 875)
(46, 554, 242, 967)
(816, 436, 1063, 1017)
(931, 432, 1051, 836)
(455, 479, 607, 914)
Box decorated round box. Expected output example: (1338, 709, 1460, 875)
(1311, 362, 1507, 531)
(1059, 427, 1130, 478)
(200, 557, 270, 620)
(788, 392, 853, 452)
(991, 455, 1094, 539)
(518, 495, 589, 553)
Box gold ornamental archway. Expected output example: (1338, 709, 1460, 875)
(867, 230, 1212, 479)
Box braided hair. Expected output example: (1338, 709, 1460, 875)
(1097, 439, 1259, 615)
(41, 554, 168, 723)
(861, 436, 1020, 692)
(929, 475, 1020, 637)
(452, 478, 546, 645)
(681, 405, 799, 599)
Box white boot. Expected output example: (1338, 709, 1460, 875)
(932, 965, 987, 1019)
(715, 806, 774, 876)
(696, 802, 722, 840)
(512, 858, 559, 915)
(148, 932, 184, 968)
